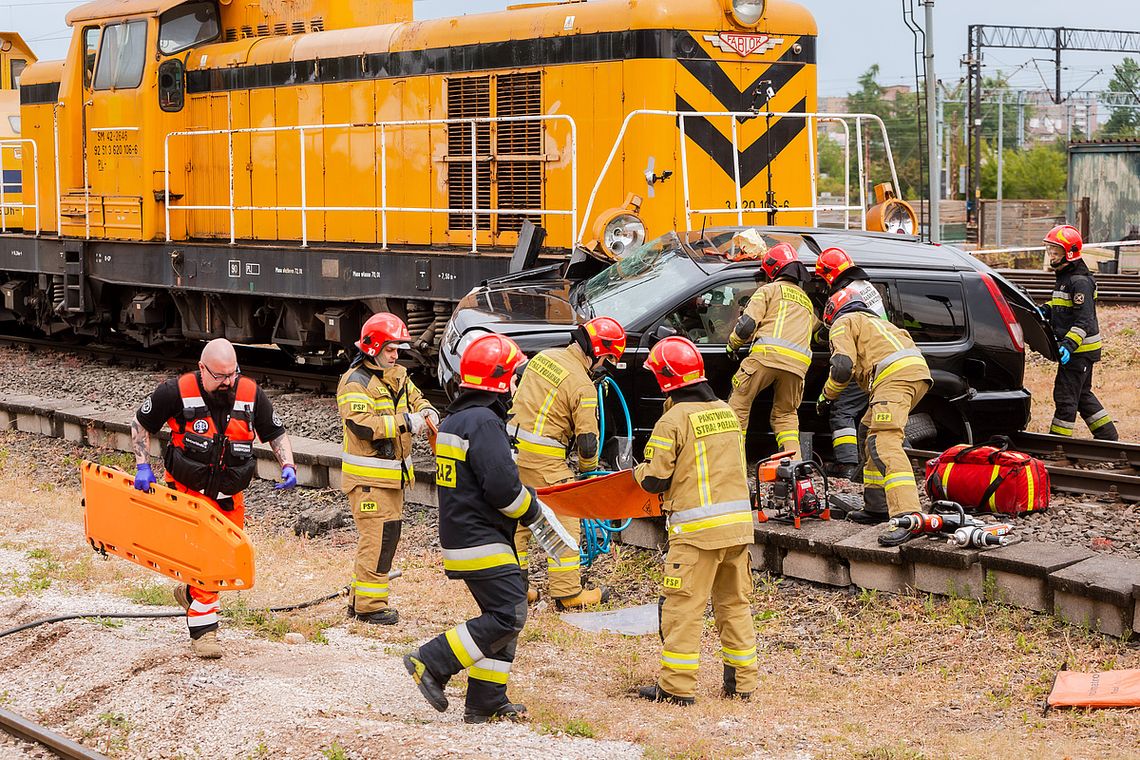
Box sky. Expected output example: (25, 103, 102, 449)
(4, 0, 1137, 99)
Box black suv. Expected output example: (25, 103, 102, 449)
(437, 227, 1055, 455)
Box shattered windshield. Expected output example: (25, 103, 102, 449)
(579, 232, 700, 327)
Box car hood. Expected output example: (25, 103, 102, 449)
(449, 276, 584, 354)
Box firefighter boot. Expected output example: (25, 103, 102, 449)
(190, 630, 223, 660)
(636, 684, 695, 707)
(554, 585, 611, 611)
(722, 664, 752, 700)
(356, 608, 400, 625)
(463, 702, 528, 724)
(172, 584, 191, 612)
(403, 649, 448, 712)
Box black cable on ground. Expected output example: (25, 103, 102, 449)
(0, 584, 361, 640)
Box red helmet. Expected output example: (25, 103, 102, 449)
(759, 242, 800, 281)
(823, 285, 864, 326)
(1044, 224, 1082, 262)
(643, 336, 705, 392)
(815, 247, 854, 287)
(459, 334, 527, 393)
(357, 312, 411, 357)
(582, 316, 627, 363)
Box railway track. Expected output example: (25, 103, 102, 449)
(907, 431, 1140, 503)
(997, 268, 1140, 304)
(0, 706, 108, 759)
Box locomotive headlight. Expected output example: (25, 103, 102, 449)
(865, 182, 918, 236)
(590, 193, 646, 260)
(729, 0, 765, 26)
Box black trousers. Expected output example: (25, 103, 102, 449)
(830, 383, 869, 465)
(1051, 357, 1118, 440)
(418, 570, 528, 711)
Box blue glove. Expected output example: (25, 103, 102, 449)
(1058, 345, 1071, 365)
(134, 463, 156, 492)
(275, 465, 297, 490)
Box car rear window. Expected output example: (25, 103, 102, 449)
(894, 279, 967, 342)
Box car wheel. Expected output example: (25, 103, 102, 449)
(903, 412, 938, 448)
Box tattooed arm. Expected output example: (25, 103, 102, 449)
(131, 418, 152, 466)
(268, 433, 295, 470)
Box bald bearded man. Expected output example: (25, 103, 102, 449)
(131, 338, 296, 659)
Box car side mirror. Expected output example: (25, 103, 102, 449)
(647, 323, 677, 347)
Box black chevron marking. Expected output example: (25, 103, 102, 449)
(675, 95, 808, 187)
(677, 35, 807, 117)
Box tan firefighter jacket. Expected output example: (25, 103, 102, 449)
(823, 311, 932, 400)
(634, 399, 753, 550)
(337, 360, 435, 492)
(727, 279, 818, 378)
(507, 343, 599, 485)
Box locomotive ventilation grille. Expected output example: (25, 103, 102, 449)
(224, 17, 325, 41)
(447, 71, 542, 234)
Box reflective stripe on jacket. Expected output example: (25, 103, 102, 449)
(727, 280, 817, 378)
(633, 399, 752, 550)
(337, 360, 434, 492)
(824, 311, 932, 399)
(165, 373, 257, 499)
(1048, 261, 1102, 361)
(507, 344, 599, 484)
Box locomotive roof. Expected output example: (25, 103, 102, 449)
(66, 0, 186, 25)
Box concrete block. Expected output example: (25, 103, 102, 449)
(781, 549, 851, 587)
(16, 411, 48, 435)
(979, 541, 1094, 612)
(407, 479, 437, 508)
(834, 526, 913, 594)
(255, 456, 280, 482)
(902, 539, 984, 599)
(0, 408, 13, 430)
(748, 541, 782, 574)
(754, 516, 863, 555)
(619, 516, 666, 551)
(55, 405, 105, 445)
(328, 466, 342, 492)
(1049, 555, 1140, 638)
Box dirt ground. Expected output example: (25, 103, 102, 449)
(1023, 304, 1140, 441)
(1, 435, 1138, 759)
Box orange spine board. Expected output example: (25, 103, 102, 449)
(537, 469, 663, 520)
(81, 461, 254, 592)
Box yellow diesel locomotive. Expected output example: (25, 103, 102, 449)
(0, 0, 895, 359)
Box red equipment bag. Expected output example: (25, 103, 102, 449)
(923, 436, 1049, 515)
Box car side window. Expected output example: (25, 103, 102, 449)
(894, 279, 967, 342)
(662, 280, 759, 345)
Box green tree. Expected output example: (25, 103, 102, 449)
(979, 140, 1067, 199)
(1100, 57, 1140, 139)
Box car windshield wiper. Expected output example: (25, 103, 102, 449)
(570, 282, 595, 318)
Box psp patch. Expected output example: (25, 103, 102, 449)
(874, 411, 892, 423)
(663, 576, 683, 590)
(360, 500, 378, 513)
(192, 419, 210, 434)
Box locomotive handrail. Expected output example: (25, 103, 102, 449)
(575, 109, 900, 244)
(0, 138, 40, 235)
(162, 115, 577, 252)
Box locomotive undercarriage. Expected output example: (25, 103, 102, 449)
(0, 234, 512, 366)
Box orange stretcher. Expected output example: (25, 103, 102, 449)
(81, 461, 255, 591)
(1047, 668, 1140, 710)
(537, 470, 663, 520)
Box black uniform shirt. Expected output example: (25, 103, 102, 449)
(135, 372, 287, 442)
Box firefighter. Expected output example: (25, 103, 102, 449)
(814, 246, 888, 482)
(633, 336, 757, 706)
(131, 338, 297, 659)
(818, 289, 932, 544)
(1040, 225, 1119, 441)
(509, 316, 626, 609)
(337, 313, 438, 625)
(725, 231, 816, 455)
(405, 334, 569, 724)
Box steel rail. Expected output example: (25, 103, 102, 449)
(0, 706, 109, 760)
(907, 447, 1140, 503)
(1007, 431, 1140, 470)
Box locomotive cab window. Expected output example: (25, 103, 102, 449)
(159, 1, 220, 56)
(894, 279, 967, 343)
(83, 27, 100, 88)
(93, 20, 147, 90)
(9, 59, 25, 89)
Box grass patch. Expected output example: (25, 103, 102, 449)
(223, 597, 291, 641)
(126, 580, 176, 606)
(321, 743, 348, 760)
(95, 451, 136, 470)
(90, 617, 125, 629)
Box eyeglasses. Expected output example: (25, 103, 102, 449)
(201, 364, 241, 383)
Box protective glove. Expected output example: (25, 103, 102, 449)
(815, 393, 831, 419)
(133, 463, 156, 492)
(275, 464, 297, 490)
(422, 408, 440, 431)
(1058, 345, 1071, 365)
(725, 343, 738, 357)
(405, 411, 427, 436)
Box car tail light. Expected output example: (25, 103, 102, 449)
(980, 273, 1024, 352)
